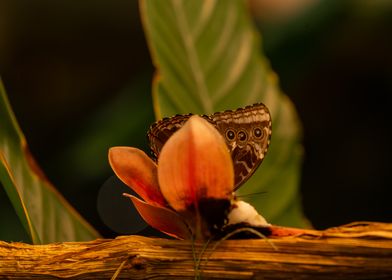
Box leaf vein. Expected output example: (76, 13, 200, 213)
(171, 0, 213, 113)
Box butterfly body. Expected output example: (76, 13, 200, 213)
(148, 103, 272, 190)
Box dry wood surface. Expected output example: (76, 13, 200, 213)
(0, 222, 391, 279)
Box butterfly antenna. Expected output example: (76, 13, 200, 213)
(193, 237, 213, 280)
(200, 227, 277, 272)
(236, 191, 267, 199)
(190, 235, 199, 279)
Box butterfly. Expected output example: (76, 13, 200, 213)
(147, 103, 272, 190)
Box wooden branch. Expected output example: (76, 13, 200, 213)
(1, 222, 391, 279)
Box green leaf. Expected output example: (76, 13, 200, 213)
(141, 0, 307, 227)
(0, 79, 101, 243)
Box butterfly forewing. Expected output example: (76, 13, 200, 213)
(148, 114, 192, 160)
(147, 103, 272, 190)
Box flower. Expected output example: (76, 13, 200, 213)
(108, 115, 235, 240)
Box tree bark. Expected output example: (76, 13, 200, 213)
(0, 222, 391, 279)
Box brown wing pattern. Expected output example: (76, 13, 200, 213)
(209, 103, 271, 190)
(147, 114, 193, 161)
(147, 103, 272, 190)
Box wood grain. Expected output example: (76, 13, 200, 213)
(0, 222, 391, 279)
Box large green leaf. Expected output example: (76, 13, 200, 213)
(141, 0, 307, 227)
(0, 79, 100, 244)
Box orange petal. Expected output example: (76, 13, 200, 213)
(158, 115, 234, 212)
(124, 194, 191, 239)
(109, 147, 166, 207)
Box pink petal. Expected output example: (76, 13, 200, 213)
(158, 115, 234, 212)
(124, 194, 191, 239)
(109, 147, 166, 207)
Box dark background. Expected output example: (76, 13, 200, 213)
(0, 0, 391, 241)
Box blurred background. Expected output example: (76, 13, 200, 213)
(0, 0, 391, 241)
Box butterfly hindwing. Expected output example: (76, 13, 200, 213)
(147, 103, 272, 190)
(209, 103, 271, 190)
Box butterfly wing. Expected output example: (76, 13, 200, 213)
(147, 103, 272, 190)
(209, 103, 272, 190)
(148, 114, 193, 161)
